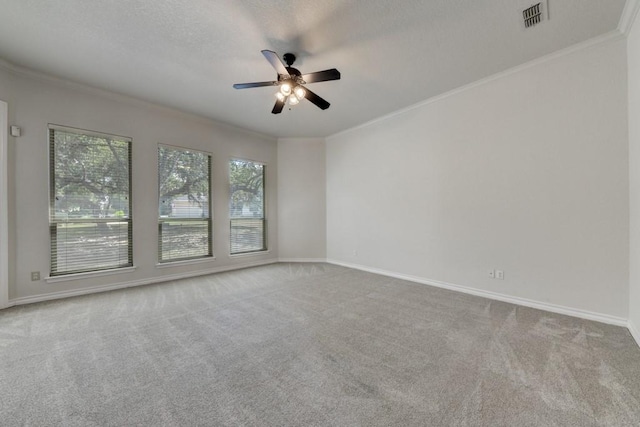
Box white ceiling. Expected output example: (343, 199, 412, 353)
(0, 0, 628, 138)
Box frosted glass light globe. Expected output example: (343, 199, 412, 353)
(280, 83, 292, 96)
(294, 86, 306, 99)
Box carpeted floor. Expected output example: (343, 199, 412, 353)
(1, 263, 639, 426)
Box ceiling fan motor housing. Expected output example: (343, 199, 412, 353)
(283, 53, 296, 66)
(233, 50, 340, 113)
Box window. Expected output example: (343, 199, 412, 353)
(49, 125, 132, 276)
(229, 159, 266, 254)
(158, 145, 212, 262)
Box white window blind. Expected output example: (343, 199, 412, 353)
(229, 159, 266, 254)
(158, 145, 212, 262)
(49, 125, 132, 276)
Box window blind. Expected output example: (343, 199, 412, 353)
(49, 125, 132, 275)
(229, 159, 266, 254)
(158, 145, 212, 262)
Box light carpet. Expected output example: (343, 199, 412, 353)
(1, 263, 639, 426)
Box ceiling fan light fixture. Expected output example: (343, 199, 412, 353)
(233, 50, 340, 114)
(294, 85, 306, 99)
(280, 82, 292, 96)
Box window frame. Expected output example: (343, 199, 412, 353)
(229, 157, 267, 255)
(157, 144, 213, 263)
(48, 124, 133, 276)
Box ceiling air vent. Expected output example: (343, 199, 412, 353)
(522, 1, 548, 28)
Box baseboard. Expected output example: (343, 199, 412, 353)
(8, 257, 633, 332)
(278, 258, 328, 263)
(10, 258, 279, 306)
(629, 320, 640, 349)
(326, 259, 628, 327)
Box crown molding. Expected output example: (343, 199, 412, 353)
(0, 58, 275, 142)
(329, 30, 624, 140)
(619, 0, 640, 35)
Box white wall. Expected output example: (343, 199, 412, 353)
(0, 67, 16, 303)
(277, 138, 326, 260)
(0, 64, 278, 301)
(628, 10, 640, 342)
(0, 98, 8, 309)
(327, 38, 629, 321)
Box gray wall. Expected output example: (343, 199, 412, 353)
(1, 29, 637, 338)
(277, 138, 326, 260)
(326, 38, 629, 320)
(0, 64, 278, 300)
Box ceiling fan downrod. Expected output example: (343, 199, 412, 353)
(283, 53, 296, 67)
(232, 50, 340, 114)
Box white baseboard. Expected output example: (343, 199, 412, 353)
(7, 257, 635, 335)
(10, 258, 279, 306)
(327, 259, 628, 327)
(278, 258, 328, 263)
(629, 320, 640, 349)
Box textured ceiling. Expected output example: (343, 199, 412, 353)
(0, 0, 629, 138)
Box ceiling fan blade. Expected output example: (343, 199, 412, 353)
(272, 98, 286, 114)
(304, 88, 330, 110)
(302, 69, 341, 84)
(233, 81, 278, 89)
(261, 50, 289, 77)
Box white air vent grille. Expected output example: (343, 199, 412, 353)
(523, 3, 542, 27)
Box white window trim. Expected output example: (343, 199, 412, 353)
(0, 100, 8, 308)
(155, 256, 216, 269)
(228, 250, 271, 259)
(157, 144, 213, 263)
(45, 265, 137, 283)
(228, 157, 268, 255)
(48, 124, 133, 276)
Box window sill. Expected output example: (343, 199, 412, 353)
(229, 250, 270, 259)
(46, 266, 138, 283)
(156, 257, 216, 269)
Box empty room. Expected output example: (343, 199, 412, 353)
(1, 0, 640, 425)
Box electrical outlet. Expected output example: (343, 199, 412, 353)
(31, 271, 40, 281)
(488, 270, 495, 278)
(495, 270, 504, 280)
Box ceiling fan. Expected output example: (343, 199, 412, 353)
(233, 50, 341, 114)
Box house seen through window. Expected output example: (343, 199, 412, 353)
(229, 159, 266, 254)
(158, 145, 212, 262)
